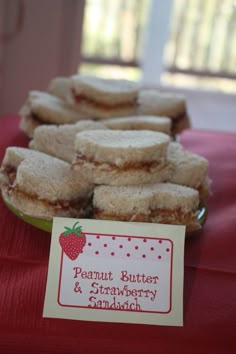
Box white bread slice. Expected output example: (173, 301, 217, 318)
(103, 115, 171, 134)
(0, 147, 92, 219)
(93, 183, 201, 231)
(48, 76, 71, 100)
(137, 89, 190, 134)
(71, 75, 139, 105)
(73, 130, 172, 185)
(75, 130, 170, 165)
(30, 120, 107, 163)
(167, 142, 209, 195)
(138, 90, 186, 117)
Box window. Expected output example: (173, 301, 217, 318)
(80, 0, 151, 80)
(80, 0, 236, 93)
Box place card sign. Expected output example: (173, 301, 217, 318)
(43, 218, 185, 326)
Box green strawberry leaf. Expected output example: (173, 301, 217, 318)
(63, 230, 73, 236)
(64, 226, 72, 232)
(75, 227, 83, 233)
(72, 222, 79, 231)
(62, 222, 83, 237)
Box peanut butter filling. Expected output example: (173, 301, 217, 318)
(94, 207, 198, 226)
(75, 153, 164, 172)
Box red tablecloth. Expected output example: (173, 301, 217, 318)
(0, 115, 236, 354)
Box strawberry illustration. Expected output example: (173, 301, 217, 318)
(59, 222, 86, 260)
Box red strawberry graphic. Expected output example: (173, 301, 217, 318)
(59, 222, 86, 260)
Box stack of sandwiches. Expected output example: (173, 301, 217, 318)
(72, 129, 208, 232)
(19, 74, 190, 137)
(0, 74, 211, 233)
(28, 115, 172, 164)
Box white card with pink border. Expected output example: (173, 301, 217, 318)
(43, 218, 185, 326)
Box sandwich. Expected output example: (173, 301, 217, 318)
(19, 91, 88, 138)
(167, 142, 210, 199)
(103, 115, 171, 135)
(137, 89, 190, 134)
(29, 120, 107, 163)
(73, 129, 172, 185)
(68, 75, 139, 119)
(93, 183, 201, 232)
(0, 147, 93, 219)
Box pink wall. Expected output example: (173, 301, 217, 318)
(0, 0, 84, 115)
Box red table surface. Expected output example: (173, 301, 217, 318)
(0, 115, 236, 354)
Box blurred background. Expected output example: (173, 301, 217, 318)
(0, 0, 235, 130)
(81, 0, 236, 92)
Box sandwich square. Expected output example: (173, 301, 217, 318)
(73, 129, 172, 186)
(68, 75, 139, 118)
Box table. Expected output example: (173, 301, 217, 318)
(0, 115, 236, 354)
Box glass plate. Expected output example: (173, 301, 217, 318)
(2, 193, 207, 234)
(3, 195, 52, 233)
